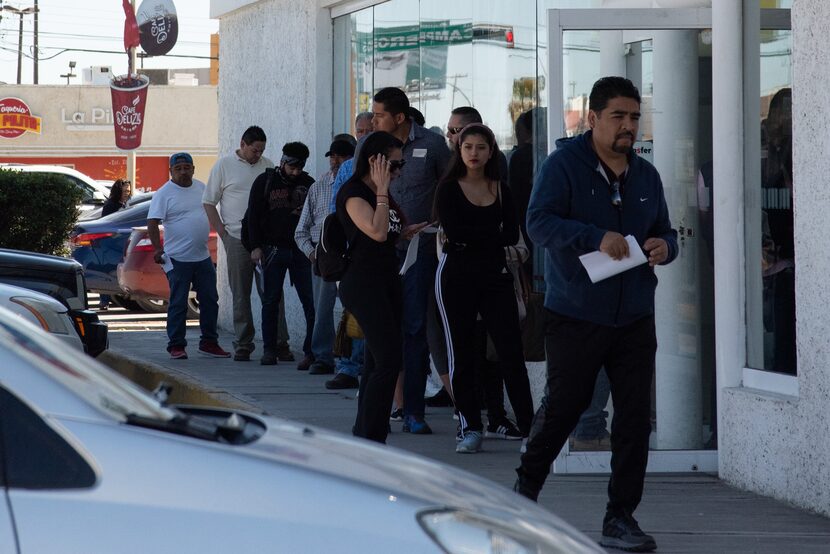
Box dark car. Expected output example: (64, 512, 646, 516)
(0, 249, 108, 356)
(70, 199, 154, 308)
(78, 192, 153, 222)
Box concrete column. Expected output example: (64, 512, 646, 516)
(652, 29, 703, 449)
(600, 30, 626, 76)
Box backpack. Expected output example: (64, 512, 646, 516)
(314, 212, 351, 282)
(240, 168, 276, 252)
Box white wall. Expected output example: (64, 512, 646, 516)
(214, 0, 333, 350)
(719, 0, 830, 517)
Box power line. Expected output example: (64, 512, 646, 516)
(0, 44, 217, 61)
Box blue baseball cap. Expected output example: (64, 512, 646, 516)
(169, 152, 193, 167)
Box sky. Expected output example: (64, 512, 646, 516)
(0, 0, 218, 85)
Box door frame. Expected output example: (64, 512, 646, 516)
(545, 7, 791, 474)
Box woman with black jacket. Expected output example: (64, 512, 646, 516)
(434, 123, 534, 453)
(336, 131, 427, 443)
(102, 179, 131, 217)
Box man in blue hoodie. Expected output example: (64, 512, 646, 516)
(514, 77, 677, 553)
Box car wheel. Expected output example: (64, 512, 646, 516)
(186, 295, 200, 319)
(134, 298, 168, 313)
(112, 294, 142, 311)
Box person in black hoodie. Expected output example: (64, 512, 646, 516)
(514, 77, 677, 553)
(247, 142, 316, 367)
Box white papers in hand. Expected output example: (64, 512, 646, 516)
(579, 235, 647, 283)
(399, 225, 439, 276)
(160, 253, 174, 274)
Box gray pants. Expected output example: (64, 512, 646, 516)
(222, 233, 288, 352)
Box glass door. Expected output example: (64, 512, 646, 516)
(547, 8, 716, 474)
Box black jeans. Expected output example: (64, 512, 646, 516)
(435, 253, 534, 435)
(338, 259, 402, 443)
(517, 310, 656, 519)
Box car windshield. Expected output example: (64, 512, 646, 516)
(0, 312, 173, 422)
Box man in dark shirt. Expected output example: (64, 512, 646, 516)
(247, 142, 316, 368)
(371, 87, 451, 434)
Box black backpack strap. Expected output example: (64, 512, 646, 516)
(263, 167, 277, 199)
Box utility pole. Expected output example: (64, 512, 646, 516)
(2, 4, 37, 85)
(33, 0, 38, 84)
(127, 0, 137, 186)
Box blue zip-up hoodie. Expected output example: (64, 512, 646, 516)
(526, 131, 678, 327)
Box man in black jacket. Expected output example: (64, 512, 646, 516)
(247, 142, 316, 367)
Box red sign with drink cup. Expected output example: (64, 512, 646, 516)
(110, 74, 149, 151)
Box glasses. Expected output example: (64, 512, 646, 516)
(447, 126, 464, 135)
(610, 181, 622, 207)
(389, 159, 406, 171)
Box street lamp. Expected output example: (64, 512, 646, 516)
(2, 4, 38, 85)
(60, 61, 76, 86)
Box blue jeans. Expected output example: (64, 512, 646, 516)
(261, 246, 315, 355)
(572, 368, 611, 439)
(398, 243, 437, 419)
(311, 273, 337, 365)
(165, 257, 219, 350)
(335, 338, 364, 378)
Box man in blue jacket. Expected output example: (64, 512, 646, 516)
(514, 77, 677, 553)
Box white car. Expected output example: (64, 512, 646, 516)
(0, 309, 603, 554)
(0, 163, 109, 213)
(0, 283, 82, 351)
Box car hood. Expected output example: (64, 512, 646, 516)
(241, 416, 565, 528)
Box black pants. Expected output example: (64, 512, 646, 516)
(338, 260, 402, 443)
(435, 253, 534, 435)
(517, 310, 656, 519)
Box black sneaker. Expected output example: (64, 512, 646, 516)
(485, 419, 523, 440)
(600, 514, 657, 552)
(512, 473, 540, 502)
(276, 343, 295, 362)
(260, 350, 277, 366)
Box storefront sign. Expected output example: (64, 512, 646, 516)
(0, 98, 42, 139)
(137, 0, 179, 56)
(634, 141, 654, 164)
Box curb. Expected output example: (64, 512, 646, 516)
(98, 349, 266, 414)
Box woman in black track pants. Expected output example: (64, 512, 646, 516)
(434, 123, 534, 453)
(336, 131, 428, 443)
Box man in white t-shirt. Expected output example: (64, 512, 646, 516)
(148, 152, 231, 360)
(203, 126, 291, 362)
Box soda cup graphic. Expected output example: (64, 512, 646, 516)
(110, 74, 149, 151)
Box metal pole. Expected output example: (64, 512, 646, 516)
(126, 0, 137, 186)
(16, 12, 23, 84)
(33, 0, 38, 84)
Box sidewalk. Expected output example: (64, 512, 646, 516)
(105, 327, 830, 553)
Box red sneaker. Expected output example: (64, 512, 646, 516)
(169, 346, 187, 359)
(198, 342, 231, 358)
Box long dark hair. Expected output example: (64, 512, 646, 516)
(107, 179, 129, 203)
(434, 124, 502, 223)
(440, 123, 502, 185)
(339, 131, 405, 219)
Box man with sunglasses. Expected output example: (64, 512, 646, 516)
(246, 142, 316, 368)
(514, 77, 677, 553)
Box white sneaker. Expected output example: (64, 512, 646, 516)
(520, 437, 528, 454)
(456, 431, 483, 453)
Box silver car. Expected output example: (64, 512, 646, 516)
(0, 283, 82, 351)
(0, 309, 603, 554)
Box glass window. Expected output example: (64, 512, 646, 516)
(332, 7, 374, 136)
(746, 0, 793, 375)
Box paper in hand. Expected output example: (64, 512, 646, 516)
(160, 253, 174, 274)
(399, 225, 439, 276)
(579, 235, 647, 283)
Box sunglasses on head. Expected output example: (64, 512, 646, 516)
(389, 159, 406, 171)
(610, 181, 622, 207)
(447, 126, 464, 135)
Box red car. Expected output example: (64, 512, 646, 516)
(117, 226, 218, 317)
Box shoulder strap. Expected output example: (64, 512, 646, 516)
(263, 167, 277, 199)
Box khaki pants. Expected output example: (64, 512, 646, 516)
(223, 233, 288, 352)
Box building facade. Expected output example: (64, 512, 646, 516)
(0, 85, 218, 189)
(210, 0, 828, 516)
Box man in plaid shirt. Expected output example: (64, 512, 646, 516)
(294, 136, 355, 374)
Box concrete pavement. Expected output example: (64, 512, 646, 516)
(102, 323, 830, 553)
